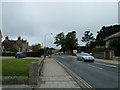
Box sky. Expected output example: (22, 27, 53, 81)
(1, 1, 119, 49)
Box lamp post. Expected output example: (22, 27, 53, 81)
(44, 33, 53, 48)
(44, 33, 53, 58)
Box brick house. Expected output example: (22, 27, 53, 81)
(2, 36, 29, 52)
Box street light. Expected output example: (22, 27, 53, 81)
(44, 33, 53, 58)
(44, 33, 53, 48)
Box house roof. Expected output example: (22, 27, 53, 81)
(104, 31, 120, 41)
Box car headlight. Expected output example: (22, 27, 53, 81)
(91, 57, 94, 59)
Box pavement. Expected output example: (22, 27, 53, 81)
(94, 58, 119, 65)
(38, 58, 80, 88)
(67, 55, 119, 65)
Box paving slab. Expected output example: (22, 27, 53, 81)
(39, 58, 80, 88)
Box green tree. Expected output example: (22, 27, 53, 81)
(65, 31, 78, 53)
(30, 44, 41, 52)
(54, 32, 66, 51)
(109, 39, 120, 56)
(96, 25, 120, 46)
(81, 31, 95, 47)
(54, 31, 78, 53)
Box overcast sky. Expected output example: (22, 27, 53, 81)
(1, 2, 118, 49)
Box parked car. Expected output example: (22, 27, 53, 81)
(15, 52, 26, 58)
(76, 53, 94, 62)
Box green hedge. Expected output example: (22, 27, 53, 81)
(2, 52, 15, 56)
(2, 49, 44, 57)
(26, 52, 43, 57)
(26, 49, 44, 57)
(92, 47, 106, 52)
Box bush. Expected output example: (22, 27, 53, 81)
(2, 52, 15, 56)
(2, 49, 44, 57)
(92, 47, 106, 52)
(26, 49, 44, 57)
(4, 48, 18, 53)
(110, 39, 120, 56)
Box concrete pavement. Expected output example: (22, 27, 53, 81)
(94, 58, 119, 65)
(38, 58, 80, 88)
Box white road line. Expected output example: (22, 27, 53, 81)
(94, 62, 117, 68)
(88, 64, 103, 70)
(59, 56, 65, 59)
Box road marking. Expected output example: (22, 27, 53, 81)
(54, 59, 95, 90)
(88, 64, 103, 70)
(58, 56, 65, 59)
(94, 62, 117, 68)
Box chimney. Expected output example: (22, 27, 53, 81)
(5, 36, 9, 40)
(18, 36, 21, 40)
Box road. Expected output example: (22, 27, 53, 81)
(53, 55, 119, 89)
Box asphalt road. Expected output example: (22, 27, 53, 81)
(53, 55, 119, 89)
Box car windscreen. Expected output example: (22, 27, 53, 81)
(16, 52, 23, 54)
(81, 53, 90, 56)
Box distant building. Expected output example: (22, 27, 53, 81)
(2, 36, 29, 52)
(0, 30, 2, 52)
(104, 31, 120, 48)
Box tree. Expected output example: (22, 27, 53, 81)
(81, 31, 94, 47)
(96, 25, 120, 46)
(65, 31, 78, 53)
(109, 39, 120, 56)
(54, 32, 66, 51)
(30, 44, 41, 52)
(54, 31, 78, 53)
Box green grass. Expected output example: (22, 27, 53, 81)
(2, 59, 39, 76)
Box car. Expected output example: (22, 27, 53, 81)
(76, 53, 94, 62)
(15, 52, 26, 58)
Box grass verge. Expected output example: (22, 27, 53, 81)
(2, 59, 39, 76)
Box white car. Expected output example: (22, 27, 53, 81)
(76, 53, 94, 62)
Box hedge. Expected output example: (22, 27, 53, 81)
(2, 51, 44, 57)
(26, 51, 43, 57)
(2, 52, 15, 56)
(92, 47, 106, 52)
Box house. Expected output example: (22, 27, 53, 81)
(104, 31, 120, 48)
(2, 36, 29, 52)
(103, 31, 120, 59)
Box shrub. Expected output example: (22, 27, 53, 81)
(26, 49, 44, 57)
(92, 47, 106, 52)
(2, 52, 15, 56)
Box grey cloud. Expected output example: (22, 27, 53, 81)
(2, 2, 118, 48)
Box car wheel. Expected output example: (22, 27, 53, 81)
(92, 60, 94, 62)
(82, 59, 85, 62)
